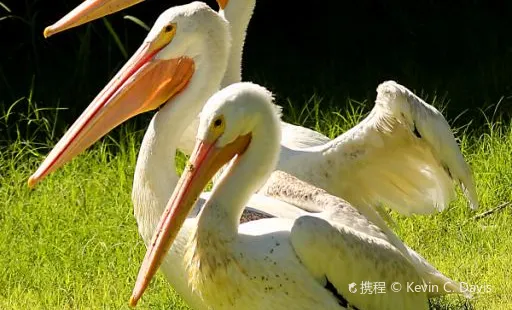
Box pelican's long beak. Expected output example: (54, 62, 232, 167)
(44, 0, 144, 38)
(28, 32, 194, 188)
(129, 133, 251, 307)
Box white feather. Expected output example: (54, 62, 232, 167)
(276, 81, 478, 216)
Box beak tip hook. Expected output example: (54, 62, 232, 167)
(27, 176, 37, 189)
(128, 295, 139, 308)
(43, 26, 54, 39)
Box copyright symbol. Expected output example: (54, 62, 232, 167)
(391, 282, 402, 292)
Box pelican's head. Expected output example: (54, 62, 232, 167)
(28, 2, 228, 188)
(128, 82, 281, 306)
(43, 0, 230, 38)
(146, 2, 228, 62)
(196, 82, 280, 147)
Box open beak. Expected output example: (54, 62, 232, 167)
(44, 0, 144, 38)
(28, 36, 194, 188)
(128, 133, 251, 307)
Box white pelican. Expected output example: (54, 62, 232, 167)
(129, 82, 456, 309)
(42, 0, 477, 217)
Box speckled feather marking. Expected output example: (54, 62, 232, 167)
(260, 171, 386, 240)
(182, 220, 345, 310)
(240, 209, 274, 223)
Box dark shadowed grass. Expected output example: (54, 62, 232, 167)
(3, 0, 512, 139)
(1, 95, 510, 309)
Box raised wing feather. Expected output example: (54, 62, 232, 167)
(318, 81, 478, 215)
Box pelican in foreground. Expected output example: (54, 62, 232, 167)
(129, 82, 446, 309)
(42, 0, 477, 217)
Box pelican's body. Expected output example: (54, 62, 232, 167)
(130, 83, 443, 309)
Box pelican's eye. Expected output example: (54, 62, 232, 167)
(164, 24, 174, 33)
(210, 115, 226, 137)
(153, 22, 177, 49)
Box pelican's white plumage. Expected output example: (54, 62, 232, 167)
(131, 2, 231, 244)
(130, 82, 467, 309)
(275, 81, 478, 216)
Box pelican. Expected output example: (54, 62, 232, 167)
(129, 82, 455, 309)
(42, 0, 477, 217)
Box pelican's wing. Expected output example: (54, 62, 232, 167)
(290, 215, 429, 310)
(261, 171, 469, 298)
(280, 121, 330, 149)
(323, 80, 477, 215)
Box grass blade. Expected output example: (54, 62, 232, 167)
(102, 18, 128, 59)
(0, 1, 11, 13)
(123, 15, 150, 32)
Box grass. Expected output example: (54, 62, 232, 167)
(1, 94, 511, 309)
(1, 1, 511, 308)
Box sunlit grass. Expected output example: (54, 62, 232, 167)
(1, 95, 510, 309)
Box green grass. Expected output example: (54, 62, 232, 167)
(1, 96, 511, 309)
(2, 2, 511, 308)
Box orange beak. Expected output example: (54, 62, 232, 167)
(28, 35, 194, 188)
(217, 0, 229, 10)
(44, 0, 144, 38)
(44, 0, 232, 38)
(128, 133, 251, 307)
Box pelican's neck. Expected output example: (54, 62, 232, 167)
(197, 108, 281, 240)
(219, 0, 256, 87)
(133, 50, 229, 244)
